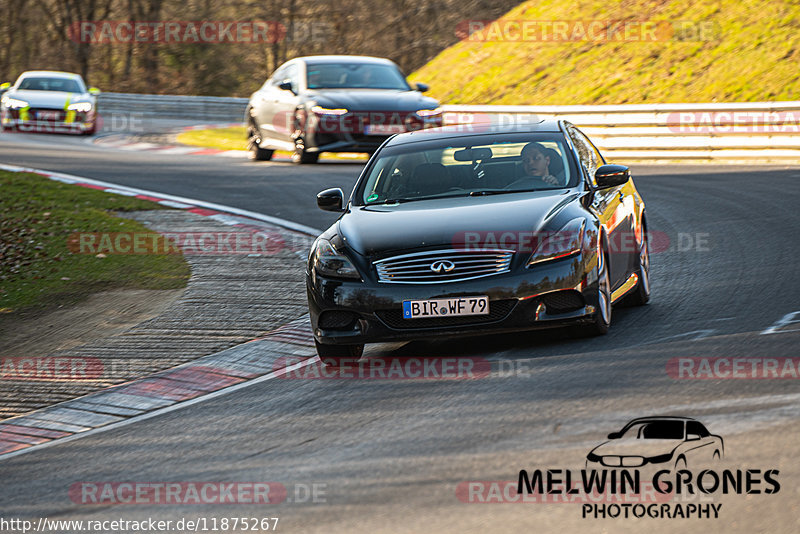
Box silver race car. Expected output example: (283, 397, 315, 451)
(0, 70, 100, 135)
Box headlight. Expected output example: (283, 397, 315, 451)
(647, 452, 674, 464)
(67, 102, 93, 113)
(586, 452, 601, 462)
(416, 107, 442, 117)
(527, 218, 586, 267)
(3, 97, 28, 109)
(312, 238, 360, 279)
(311, 105, 348, 116)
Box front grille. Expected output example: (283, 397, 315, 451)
(375, 299, 516, 329)
(374, 249, 513, 284)
(542, 290, 585, 313)
(30, 108, 66, 121)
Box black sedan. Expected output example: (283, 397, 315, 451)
(245, 55, 441, 163)
(306, 121, 650, 362)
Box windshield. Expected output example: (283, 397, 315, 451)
(621, 420, 685, 440)
(17, 77, 84, 93)
(306, 63, 410, 90)
(356, 135, 576, 205)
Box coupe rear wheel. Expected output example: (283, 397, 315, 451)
(584, 246, 611, 336)
(622, 224, 650, 306)
(315, 340, 364, 366)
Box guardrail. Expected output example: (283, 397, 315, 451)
(444, 102, 800, 160)
(98, 92, 800, 160)
(98, 92, 248, 122)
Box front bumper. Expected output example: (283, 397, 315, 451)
(305, 113, 443, 154)
(308, 256, 601, 345)
(1, 110, 95, 134)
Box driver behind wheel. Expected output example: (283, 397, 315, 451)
(519, 142, 560, 186)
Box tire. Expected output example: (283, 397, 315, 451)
(622, 221, 650, 306)
(315, 340, 364, 366)
(246, 112, 274, 161)
(583, 243, 611, 336)
(292, 136, 319, 164)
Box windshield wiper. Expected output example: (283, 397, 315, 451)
(368, 198, 423, 205)
(469, 189, 538, 196)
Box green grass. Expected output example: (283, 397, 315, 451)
(410, 0, 800, 104)
(0, 171, 190, 317)
(177, 127, 248, 151)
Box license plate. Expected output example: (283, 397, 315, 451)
(37, 111, 60, 120)
(402, 296, 489, 319)
(364, 124, 406, 135)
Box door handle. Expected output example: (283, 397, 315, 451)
(618, 191, 625, 202)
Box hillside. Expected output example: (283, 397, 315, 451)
(409, 0, 800, 104)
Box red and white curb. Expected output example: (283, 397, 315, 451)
(0, 317, 319, 459)
(0, 164, 325, 459)
(96, 123, 249, 158)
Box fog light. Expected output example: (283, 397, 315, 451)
(318, 310, 358, 330)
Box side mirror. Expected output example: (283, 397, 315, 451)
(88, 87, 101, 95)
(278, 80, 294, 93)
(415, 82, 429, 93)
(687, 433, 701, 441)
(317, 188, 344, 212)
(607, 431, 622, 440)
(595, 164, 630, 188)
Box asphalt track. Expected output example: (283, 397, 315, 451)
(2, 130, 800, 533)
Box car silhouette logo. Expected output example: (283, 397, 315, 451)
(430, 260, 456, 273)
(586, 416, 724, 471)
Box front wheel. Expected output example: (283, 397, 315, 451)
(292, 136, 319, 164)
(315, 340, 364, 366)
(246, 114, 274, 161)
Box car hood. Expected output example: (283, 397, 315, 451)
(7, 90, 92, 109)
(310, 89, 439, 112)
(339, 191, 578, 257)
(590, 438, 682, 458)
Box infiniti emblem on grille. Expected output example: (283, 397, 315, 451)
(430, 260, 456, 273)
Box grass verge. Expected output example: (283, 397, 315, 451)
(177, 127, 247, 151)
(410, 0, 800, 105)
(0, 171, 190, 318)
